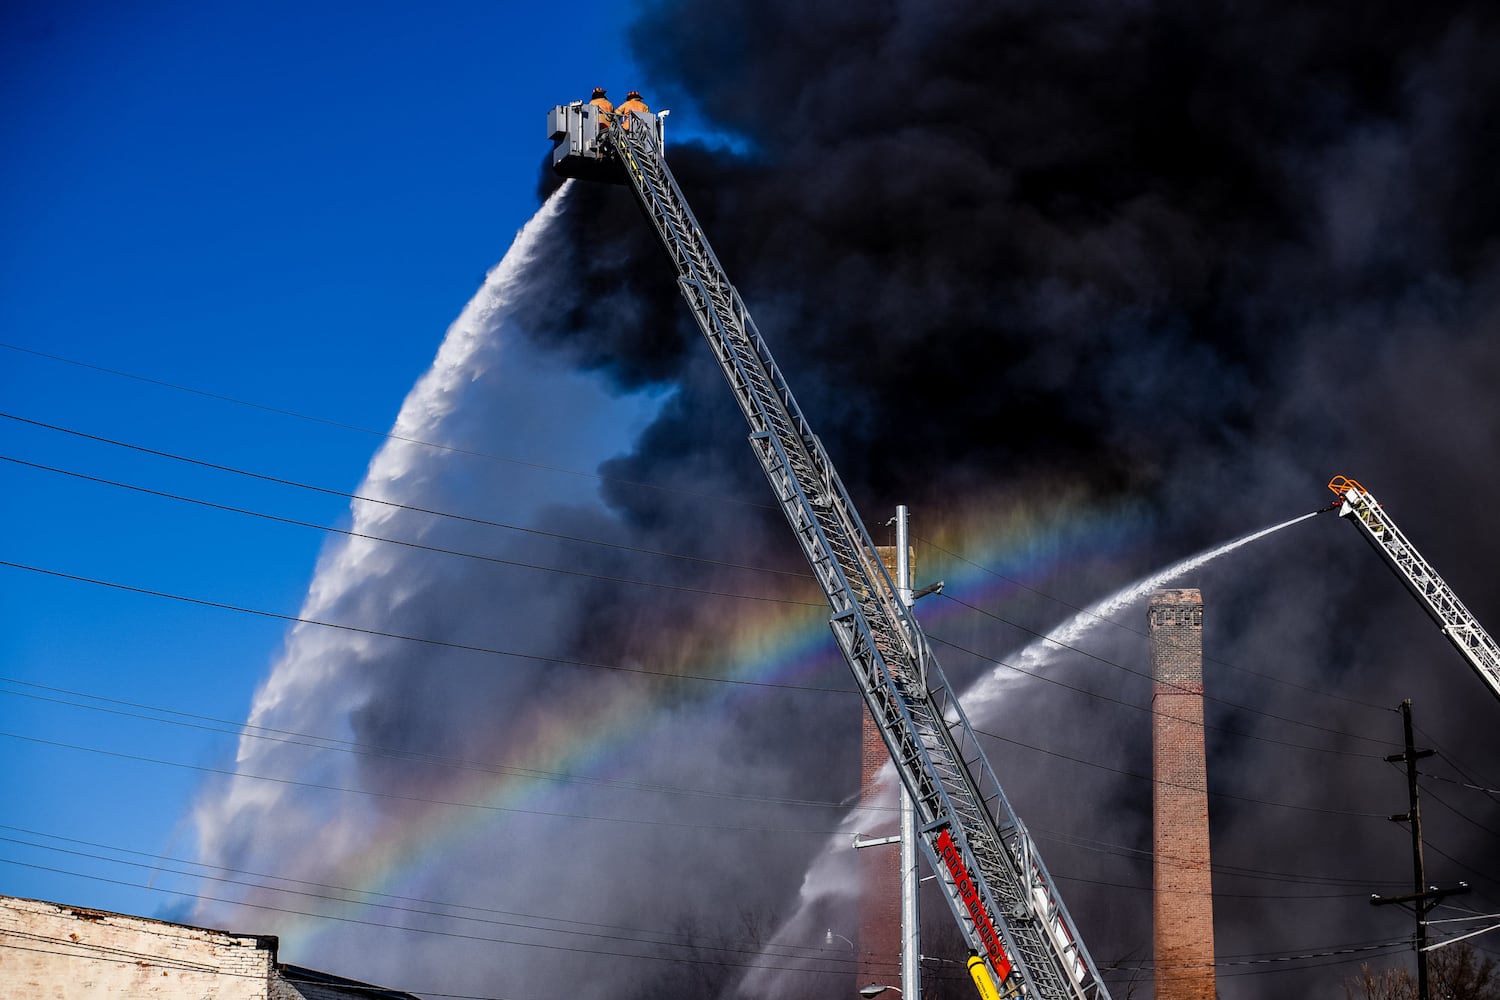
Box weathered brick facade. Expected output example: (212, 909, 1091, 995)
(1149, 589, 1217, 1000)
(0, 896, 416, 1000)
(859, 714, 902, 986)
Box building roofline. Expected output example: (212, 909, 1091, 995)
(0, 893, 279, 955)
(280, 963, 424, 1000)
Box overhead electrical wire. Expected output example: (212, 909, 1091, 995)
(0, 342, 778, 512)
(8, 358, 1488, 959)
(934, 590, 1402, 752)
(2, 418, 1419, 752)
(969, 720, 1387, 818)
(8, 409, 1397, 730)
(0, 824, 833, 958)
(0, 513, 1411, 760)
(0, 858, 893, 980)
(1035, 825, 1408, 891)
(1420, 769, 1500, 800)
(0, 855, 1415, 985)
(2, 549, 1447, 829)
(1406, 776, 1500, 841)
(0, 730, 853, 838)
(0, 413, 804, 581)
(0, 820, 1401, 941)
(919, 531, 1394, 715)
(1414, 719, 1500, 801)
(0, 668, 1409, 826)
(0, 677, 868, 814)
(927, 631, 1392, 761)
(0, 453, 822, 608)
(1101, 936, 1411, 978)
(0, 834, 872, 968)
(4, 348, 1450, 730)
(0, 559, 849, 695)
(0, 485, 1409, 762)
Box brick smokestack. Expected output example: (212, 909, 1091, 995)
(853, 544, 907, 988)
(1150, 588, 1217, 999)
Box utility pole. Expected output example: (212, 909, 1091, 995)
(895, 506, 921, 1000)
(1370, 699, 1469, 1000)
(855, 506, 925, 1000)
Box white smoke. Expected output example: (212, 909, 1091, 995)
(195, 184, 580, 862)
(183, 185, 706, 991)
(967, 510, 1325, 712)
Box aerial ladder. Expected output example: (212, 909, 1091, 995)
(549, 100, 1110, 999)
(1327, 476, 1500, 703)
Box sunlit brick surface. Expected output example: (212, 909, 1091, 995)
(1150, 589, 1217, 1000)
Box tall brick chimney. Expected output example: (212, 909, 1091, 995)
(1149, 588, 1217, 1000)
(858, 715, 901, 985)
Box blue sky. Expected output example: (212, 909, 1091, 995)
(1, 1, 658, 922)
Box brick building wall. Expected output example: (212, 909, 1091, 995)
(1149, 589, 1217, 1000)
(859, 714, 902, 986)
(0, 895, 417, 1000)
(0, 895, 277, 1000)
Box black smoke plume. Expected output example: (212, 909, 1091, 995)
(512, 1, 1500, 995)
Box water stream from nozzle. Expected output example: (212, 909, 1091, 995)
(731, 509, 1323, 997)
(1006, 509, 1324, 674)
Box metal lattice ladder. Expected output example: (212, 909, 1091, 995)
(590, 109, 1110, 999)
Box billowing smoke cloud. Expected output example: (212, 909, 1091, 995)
(193, 2, 1500, 998)
(525, 0, 1499, 994)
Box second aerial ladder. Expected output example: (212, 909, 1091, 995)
(1328, 476, 1500, 702)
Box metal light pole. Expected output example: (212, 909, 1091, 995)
(895, 506, 921, 1000)
(854, 506, 925, 1000)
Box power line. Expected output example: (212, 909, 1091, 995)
(0, 858, 884, 980)
(1035, 825, 1407, 890)
(0, 834, 864, 967)
(1412, 780, 1500, 841)
(0, 413, 803, 581)
(1102, 937, 1411, 977)
(927, 631, 1392, 762)
(0, 824, 821, 957)
(938, 591, 1401, 753)
(1420, 770, 1500, 800)
(0, 559, 850, 694)
(0, 677, 868, 814)
(4, 439, 1402, 756)
(0, 668, 1403, 829)
(0, 343, 777, 513)
(919, 531, 1393, 714)
(0, 417, 1430, 761)
(971, 721, 1388, 819)
(1, 453, 821, 608)
(0, 730, 853, 837)
(0, 857, 1411, 987)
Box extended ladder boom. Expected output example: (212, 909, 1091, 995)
(1328, 476, 1500, 702)
(550, 102, 1109, 999)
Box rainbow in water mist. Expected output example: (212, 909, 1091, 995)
(734, 507, 1327, 995)
(211, 187, 1157, 952)
(274, 486, 1148, 948)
